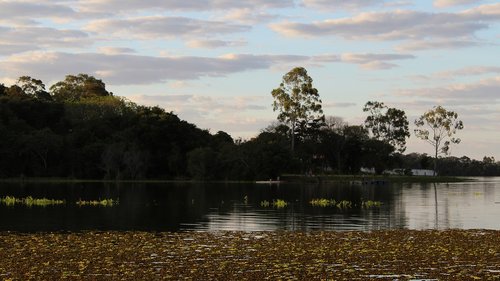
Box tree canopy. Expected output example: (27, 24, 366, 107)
(50, 74, 111, 102)
(363, 101, 410, 153)
(1, 74, 495, 179)
(271, 67, 324, 152)
(414, 105, 464, 175)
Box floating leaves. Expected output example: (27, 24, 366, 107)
(0, 230, 498, 280)
(76, 199, 118, 207)
(309, 198, 382, 209)
(0, 196, 118, 207)
(261, 199, 288, 208)
(0, 196, 65, 207)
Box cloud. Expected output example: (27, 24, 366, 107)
(272, 10, 486, 39)
(98, 47, 136, 55)
(0, 1, 77, 22)
(396, 39, 482, 51)
(271, 4, 500, 50)
(409, 66, 500, 82)
(396, 76, 500, 103)
(0, 26, 90, 55)
(186, 39, 247, 49)
(302, 0, 384, 10)
(323, 102, 357, 108)
(0, 52, 310, 85)
(435, 66, 500, 79)
(0, 51, 414, 85)
(434, 0, 481, 8)
(0, 44, 37, 56)
(223, 8, 279, 24)
(460, 3, 500, 20)
(79, 0, 294, 13)
(131, 94, 271, 137)
(85, 16, 250, 39)
(340, 53, 415, 69)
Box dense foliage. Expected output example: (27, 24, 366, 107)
(1, 74, 499, 180)
(0, 75, 294, 180)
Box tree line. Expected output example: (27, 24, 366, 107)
(0, 71, 499, 180)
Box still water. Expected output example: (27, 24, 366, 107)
(0, 178, 498, 232)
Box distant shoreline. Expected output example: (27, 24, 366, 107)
(0, 175, 475, 184)
(280, 174, 474, 183)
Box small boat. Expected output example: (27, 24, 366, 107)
(255, 180, 283, 184)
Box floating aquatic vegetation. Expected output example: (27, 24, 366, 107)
(0, 196, 65, 207)
(0, 196, 120, 207)
(336, 200, 352, 209)
(309, 198, 382, 209)
(361, 200, 382, 208)
(260, 199, 288, 208)
(76, 199, 118, 207)
(309, 198, 336, 207)
(0, 230, 498, 280)
(272, 199, 288, 208)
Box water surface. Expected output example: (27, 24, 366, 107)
(0, 177, 498, 232)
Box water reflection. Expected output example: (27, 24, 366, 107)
(0, 178, 499, 232)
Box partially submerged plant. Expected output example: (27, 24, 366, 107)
(310, 198, 336, 207)
(361, 200, 382, 208)
(272, 199, 288, 209)
(76, 199, 118, 207)
(260, 199, 288, 209)
(309, 198, 382, 209)
(0, 196, 65, 207)
(336, 200, 352, 209)
(260, 200, 270, 207)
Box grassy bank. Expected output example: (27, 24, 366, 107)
(0, 230, 498, 280)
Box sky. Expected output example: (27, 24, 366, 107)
(0, 0, 499, 161)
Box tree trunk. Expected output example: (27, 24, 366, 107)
(434, 145, 438, 176)
(291, 122, 295, 153)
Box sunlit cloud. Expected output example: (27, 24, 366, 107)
(222, 9, 278, 24)
(78, 0, 294, 13)
(0, 26, 90, 55)
(0, 1, 77, 22)
(271, 4, 500, 50)
(302, 0, 384, 10)
(131, 94, 271, 136)
(0, 51, 415, 85)
(85, 16, 250, 40)
(340, 53, 415, 69)
(97, 47, 136, 55)
(396, 76, 500, 103)
(434, 0, 481, 8)
(186, 39, 247, 49)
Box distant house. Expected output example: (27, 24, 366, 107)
(411, 169, 436, 176)
(360, 167, 376, 174)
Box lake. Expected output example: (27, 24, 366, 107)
(0, 177, 499, 232)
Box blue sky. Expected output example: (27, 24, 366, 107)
(0, 0, 499, 160)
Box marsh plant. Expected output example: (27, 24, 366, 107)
(361, 200, 382, 208)
(0, 196, 65, 207)
(0, 196, 119, 207)
(309, 198, 382, 209)
(336, 200, 352, 209)
(260, 200, 270, 207)
(309, 198, 336, 207)
(260, 199, 288, 209)
(76, 199, 118, 207)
